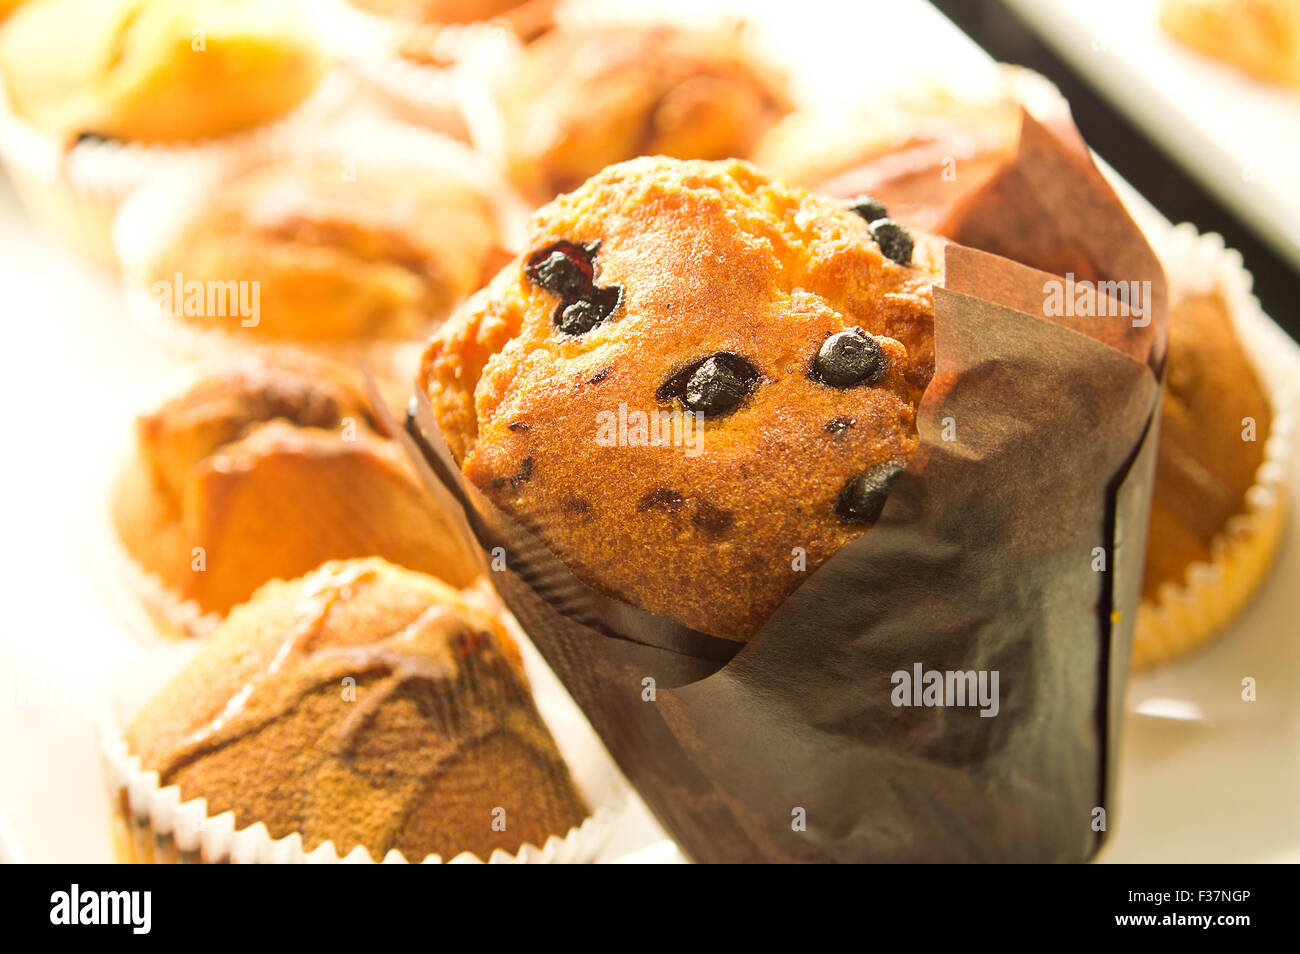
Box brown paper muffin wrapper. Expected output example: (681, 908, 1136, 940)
(1132, 224, 1297, 668)
(98, 580, 626, 863)
(390, 114, 1170, 862)
(113, 116, 528, 384)
(307, 0, 518, 137)
(0, 71, 352, 268)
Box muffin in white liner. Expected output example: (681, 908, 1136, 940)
(0, 70, 353, 268)
(113, 115, 528, 383)
(1133, 223, 1298, 668)
(308, 0, 524, 136)
(103, 351, 487, 641)
(99, 565, 626, 864)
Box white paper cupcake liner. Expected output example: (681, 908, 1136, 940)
(308, 0, 517, 136)
(0, 70, 354, 268)
(1133, 223, 1298, 667)
(98, 578, 626, 863)
(113, 114, 528, 380)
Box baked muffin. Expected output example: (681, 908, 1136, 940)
(113, 350, 478, 630)
(496, 22, 791, 202)
(1161, 0, 1300, 87)
(0, 0, 324, 143)
(1133, 246, 1288, 667)
(146, 140, 511, 345)
(752, 68, 1066, 231)
(117, 557, 590, 862)
(419, 157, 942, 641)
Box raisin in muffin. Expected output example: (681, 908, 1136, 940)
(116, 558, 590, 862)
(147, 142, 511, 346)
(419, 157, 942, 641)
(494, 22, 791, 203)
(113, 350, 478, 631)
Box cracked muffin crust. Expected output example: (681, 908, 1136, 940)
(114, 350, 478, 623)
(496, 21, 791, 203)
(420, 157, 943, 640)
(124, 557, 589, 860)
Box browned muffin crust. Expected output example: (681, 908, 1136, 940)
(125, 558, 589, 859)
(498, 22, 791, 202)
(420, 157, 942, 640)
(114, 350, 479, 618)
(1143, 289, 1272, 598)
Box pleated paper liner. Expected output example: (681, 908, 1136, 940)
(391, 115, 1170, 862)
(0, 70, 353, 269)
(307, 0, 529, 137)
(112, 115, 529, 385)
(98, 589, 627, 864)
(1131, 225, 1298, 668)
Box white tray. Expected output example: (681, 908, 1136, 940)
(0, 0, 1296, 863)
(1004, 0, 1300, 272)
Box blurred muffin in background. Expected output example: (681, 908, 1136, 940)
(1132, 228, 1293, 668)
(118, 121, 519, 376)
(149, 148, 509, 343)
(0, 0, 335, 264)
(0, 0, 31, 23)
(112, 350, 479, 635)
(0, 0, 324, 143)
(494, 21, 791, 203)
(753, 66, 1068, 231)
(112, 557, 591, 863)
(1160, 0, 1300, 87)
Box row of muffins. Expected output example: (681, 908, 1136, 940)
(107, 350, 603, 862)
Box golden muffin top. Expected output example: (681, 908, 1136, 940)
(0, 0, 323, 142)
(498, 21, 791, 201)
(420, 157, 942, 640)
(125, 557, 589, 859)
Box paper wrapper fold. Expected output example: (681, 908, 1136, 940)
(395, 114, 1169, 862)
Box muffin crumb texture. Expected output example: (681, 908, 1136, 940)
(125, 558, 589, 860)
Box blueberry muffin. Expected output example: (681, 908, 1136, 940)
(117, 557, 589, 862)
(419, 157, 942, 641)
(113, 350, 478, 628)
(496, 22, 791, 203)
(0, 0, 324, 143)
(150, 144, 510, 344)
